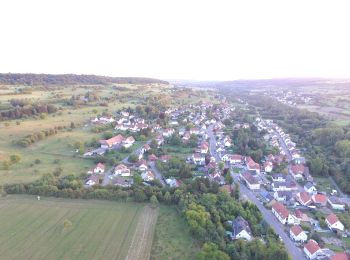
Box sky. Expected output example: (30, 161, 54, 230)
(0, 0, 350, 80)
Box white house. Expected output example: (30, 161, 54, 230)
(304, 182, 317, 195)
(327, 197, 346, 211)
(85, 175, 100, 186)
(122, 136, 135, 148)
(290, 225, 307, 243)
(141, 171, 155, 182)
(241, 171, 260, 190)
(304, 239, 321, 260)
(325, 214, 344, 231)
(231, 216, 253, 241)
(93, 163, 105, 174)
(271, 202, 294, 225)
(114, 164, 131, 177)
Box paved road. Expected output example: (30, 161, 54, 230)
(234, 175, 306, 260)
(207, 123, 305, 260)
(149, 161, 166, 186)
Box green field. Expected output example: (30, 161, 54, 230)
(0, 195, 158, 260)
(151, 206, 199, 259)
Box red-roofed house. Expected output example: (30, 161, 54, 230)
(290, 225, 307, 243)
(114, 164, 131, 177)
(326, 214, 344, 231)
(99, 134, 124, 148)
(303, 239, 321, 259)
(122, 136, 135, 148)
(241, 171, 260, 190)
(272, 202, 294, 224)
(246, 157, 260, 174)
(200, 142, 209, 154)
(312, 194, 328, 207)
(297, 192, 313, 206)
(330, 253, 349, 260)
(93, 163, 105, 174)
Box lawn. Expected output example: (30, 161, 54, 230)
(0, 195, 158, 260)
(150, 205, 199, 260)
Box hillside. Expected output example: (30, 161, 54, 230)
(0, 73, 168, 86)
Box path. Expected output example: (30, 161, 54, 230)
(125, 206, 159, 260)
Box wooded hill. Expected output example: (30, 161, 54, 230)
(0, 73, 168, 86)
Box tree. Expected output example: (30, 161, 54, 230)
(196, 243, 230, 260)
(2, 160, 10, 170)
(164, 191, 171, 204)
(128, 154, 138, 163)
(335, 140, 350, 157)
(63, 219, 72, 231)
(150, 195, 159, 207)
(225, 174, 233, 185)
(133, 173, 143, 185)
(10, 154, 21, 164)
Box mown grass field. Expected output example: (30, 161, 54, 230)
(150, 206, 199, 259)
(0, 195, 158, 260)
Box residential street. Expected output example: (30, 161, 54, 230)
(207, 124, 305, 260)
(149, 161, 166, 186)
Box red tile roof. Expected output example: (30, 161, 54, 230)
(272, 202, 289, 219)
(304, 239, 320, 255)
(298, 192, 312, 205)
(326, 213, 340, 225)
(330, 253, 349, 260)
(312, 194, 327, 204)
(290, 225, 303, 236)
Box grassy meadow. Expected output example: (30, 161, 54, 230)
(0, 195, 158, 260)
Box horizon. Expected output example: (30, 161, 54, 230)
(1, 0, 350, 80)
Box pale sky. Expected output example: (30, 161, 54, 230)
(0, 0, 350, 80)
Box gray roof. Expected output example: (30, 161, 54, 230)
(232, 216, 252, 237)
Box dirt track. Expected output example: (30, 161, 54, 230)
(125, 206, 159, 260)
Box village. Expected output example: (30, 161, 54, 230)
(77, 96, 350, 260)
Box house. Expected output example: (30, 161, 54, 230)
(297, 192, 313, 206)
(192, 153, 205, 165)
(290, 225, 308, 243)
(99, 134, 124, 148)
(241, 171, 260, 190)
(223, 136, 232, 147)
(163, 128, 175, 138)
(271, 173, 286, 182)
(246, 157, 260, 174)
(274, 191, 293, 203)
(294, 209, 310, 222)
(85, 174, 100, 186)
(148, 154, 158, 161)
(143, 143, 151, 151)
(93, 163, 105, 174)
(166, 178, 180, 188)
(231, 216, 253, 241)
(114, 164, 131, 176)
(325, 214, 344, 231)
(159, 155, 171, 163)
(200, 142, 209, 154)
(136, 160, 148, 171)
(272, 181, 297, 192)
(271, 202, 294, 224)
(327, 197, 346, 211)
(189, 128, 200, 135)
(304, 239, 321, 260)
(263, 161, 273, 173)
(122, 136, 135, 148)
(304, 182, 317, 195)
(290, 164, 311, 181)
(229, 154, 243, 165)
(141, 171, 155, 182)
(155, 135, 165, 146)
(312, 194, 328, 207)
(327, 253, 350, 260)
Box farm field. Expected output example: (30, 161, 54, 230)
(0, 195, 158, 260)
(150, 206, 199, 259)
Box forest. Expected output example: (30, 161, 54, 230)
(0, 73, 168, 86)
